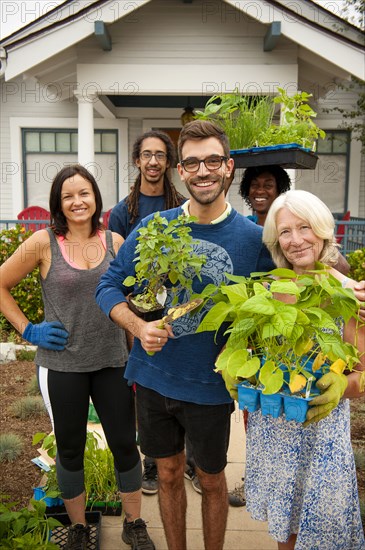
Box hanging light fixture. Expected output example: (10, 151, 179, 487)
(181, 98, 195, 126)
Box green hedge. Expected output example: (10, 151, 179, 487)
(0, 225, 44, 334)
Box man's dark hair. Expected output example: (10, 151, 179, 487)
(50, 164, 102, 237)
(178, 120, 230, 160)
(127, 130, 185, 225)
(239, 165, 291, 208)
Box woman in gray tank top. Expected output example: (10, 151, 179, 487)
(0, 165, 155, 550)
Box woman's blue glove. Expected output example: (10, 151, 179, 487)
(22, 321, 69, 351)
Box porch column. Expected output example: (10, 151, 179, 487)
(74, 90, 96, 173)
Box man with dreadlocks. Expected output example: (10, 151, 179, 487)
(109, 130, 186, 238)
(109, 130, 190, 496)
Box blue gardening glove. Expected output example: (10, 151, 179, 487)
(23, 321, 69, 351)
(304, 372, 348, 426)
(221, 369, 238, 401)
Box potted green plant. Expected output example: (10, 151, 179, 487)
(194, 87, 325, 169)
(196, 266, 364, 422)
(123, 212, 206, 320)
(33, 431, 122, 515)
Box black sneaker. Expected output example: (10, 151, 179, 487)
(228, 480, 246, 507)
(184, 465, 202, 495)
(142, 460, 158, 494)
(121, 518, 155, 550)
(64, 523, 90, 550)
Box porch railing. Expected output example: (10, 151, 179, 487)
(1, 218, 365, 256)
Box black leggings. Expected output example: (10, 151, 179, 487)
(38, 366, 140, 496)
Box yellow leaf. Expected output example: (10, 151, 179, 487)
(289, 373, 306, 394)
(329, 358, 347, 374)
(312, 352, 325, 372)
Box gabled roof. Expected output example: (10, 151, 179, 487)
(1, 0, 364, 81)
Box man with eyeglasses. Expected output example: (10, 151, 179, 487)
(109, 130, 188, 497)
(109, 130, 185, 238)
(96, 120, 275, 550)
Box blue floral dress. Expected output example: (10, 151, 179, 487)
(245, 399, 365, 549)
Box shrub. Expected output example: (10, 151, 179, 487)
(0, 434, 23, 462)
(0, 225, 44, 335)
(27, 375, 40, 395)
(347, 248, 365, 282)
(10, 396, 45, 419)
(16, 348, 37, 362)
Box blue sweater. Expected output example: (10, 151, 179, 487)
(96, 207, 275, 405)
(109, 193, 168, 238)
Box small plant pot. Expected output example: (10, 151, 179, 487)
(230, 144, 318, 170)
(33, 486, 63, 507)
(237, 382, 260, 412)
(128, 296, 164, 322)
(283, 394, 312, 423)
(260, 392, 283, 418)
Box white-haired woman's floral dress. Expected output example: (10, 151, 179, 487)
(245, 399, 365, 549)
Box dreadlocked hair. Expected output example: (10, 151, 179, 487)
(127, 130, 186, 225)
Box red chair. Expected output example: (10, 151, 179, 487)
(336, 210, 351, 244)
(102, 208, 112, 229)
(17, 206, 50, 232)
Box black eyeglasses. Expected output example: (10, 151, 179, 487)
(180, 155, 228, 173)
(140, 151, 167, 162)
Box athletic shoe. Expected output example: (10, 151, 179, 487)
(184, 465, 202, 494)
(121, 518, 155, 550)
(228, 480, 246, 507)
(64, 523, 90, 550)
(142, 459, 158, 494)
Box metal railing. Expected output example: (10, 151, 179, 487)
(1, 218, 365, 256)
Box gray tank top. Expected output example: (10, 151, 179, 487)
(35, 228, 128, 372)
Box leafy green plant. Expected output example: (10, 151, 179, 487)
(194, 92, 275, 149)
(0, 495, 61, 549)
(0, 434, 23, 462)
(195, 87, 325, 151)
(124, 212, 206, 312)
(196, 265, 363, 395)
(10, 396, 45, 419)
(0, 225, 44, 335)
(33, 431, 120, 507)
(347, 248, 365, 282)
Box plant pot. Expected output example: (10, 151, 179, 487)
(283, 394, 313, 423)
(46, 511, 101, 550)
(260, 392, 283, 418)
(87, 500, 122, 516)
(33, 486, 63, 507)
(237, 381, 260, 412)
(230, 143, 318, 169)
(128, 295, 164, 322)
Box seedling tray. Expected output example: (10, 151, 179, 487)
(46, 511, 101, 550)
(230, 143, 318, 169)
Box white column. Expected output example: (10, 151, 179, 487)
(74, 90, 96, 173)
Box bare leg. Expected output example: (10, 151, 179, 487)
(197, 466, 228, 550)
(120, 488, 142, 522)
(63, 491, 86, 524)
(278, 534, 297, 550)
(156, 452, 187, 550)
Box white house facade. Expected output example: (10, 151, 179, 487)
(1, 0, 364, 219)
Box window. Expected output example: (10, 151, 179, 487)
(22, 129, 118, 210)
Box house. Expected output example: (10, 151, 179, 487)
(1, 0, 364, 220)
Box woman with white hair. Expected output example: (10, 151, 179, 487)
(244, 190, 365, 550)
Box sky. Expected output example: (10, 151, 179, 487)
(0, 0, 357, 40)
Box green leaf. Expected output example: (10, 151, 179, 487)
(123, 276, 136, 287)
(214, 348, 232, 372)
(221, 283, 248, 304)
(240, 295, 276, 315)
(270, 280, 301, 296)
(259, 360, 284, 394)
(226, 349, 250, 378)
(236, 356, 261, 379)
(196, 302, 233, 334)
